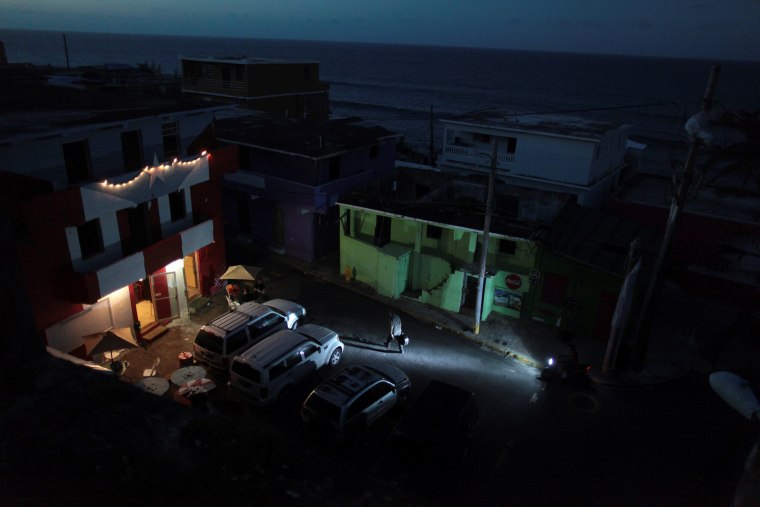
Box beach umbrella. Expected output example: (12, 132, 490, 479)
(219, 265, 262, 282)
(82, 327, 139, 362)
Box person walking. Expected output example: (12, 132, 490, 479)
(385, 311, 405, 352)
(385, 311, 401, 346)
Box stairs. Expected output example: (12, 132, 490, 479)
(140, 321, 169, 343)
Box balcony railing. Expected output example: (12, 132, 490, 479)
(183, 76, 248, 92)
(443, 144, 515, 167)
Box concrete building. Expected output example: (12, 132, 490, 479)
(181, 56, 330, 119)
(437, 114, 633, 217)
(0, 77, 238, 358)
(214, 114, 400, 263)
(338, 168, 656, 340)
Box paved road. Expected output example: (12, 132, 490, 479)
(226, 263, 756, 506)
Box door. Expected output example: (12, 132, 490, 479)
(184, 254, 199, 298)
(150, 272, 179, 321)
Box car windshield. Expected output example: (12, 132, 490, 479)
(231, 361, 261, 383)
(194, 329, 223, 354)
(304, 394, 341, 424)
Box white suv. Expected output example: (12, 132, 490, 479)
(300, 364, 411, 441)
(192, 299, 306, 373)
(228, 324, 344, 406)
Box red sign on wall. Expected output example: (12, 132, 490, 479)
(506, 274, 522, 290)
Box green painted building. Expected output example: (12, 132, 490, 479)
(338, 193, 656, 341)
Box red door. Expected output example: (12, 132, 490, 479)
(150, 272, 179, 321)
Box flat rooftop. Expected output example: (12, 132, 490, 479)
(442, 113, 628, 140)
(215, 115, 400, 159)
(0, 64, 224, 142)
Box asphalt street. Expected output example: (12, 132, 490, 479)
(244, 262, 756, 506)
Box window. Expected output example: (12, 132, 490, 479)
(162, 121, 180, 158)
(473, 133, 491, 144)
(222, 67, 231, 88)
(270, 350, 303, 380)
(374, 215, 391, 247)
(329, 158, 341, 181)
(126, 203, 151, 251)
(303, 65, 312, 81)
(225, 331, 247, 355)
(507, 137, 517, 154)
(302, 344, 318, 359)
(369, 145, 379, 159)
(248, 314, 285, 341)
(63, 140, 92, 183)
(499, 239, 516, 255)
(340, 209, 351, 235)
(426, 224, 442, 239)
(121, 130, 144, 173)
(77, 218, 103, 259)
(234, 66, 243, 81)
(169, 190, 186, 222)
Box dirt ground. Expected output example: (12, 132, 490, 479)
(0, 292, 434, 507)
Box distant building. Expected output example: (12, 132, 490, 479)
(215, 114, 400, 263)
(437, 114, 633, 217)
(181, 56, 330, 119)
(0, 78, 237, 357)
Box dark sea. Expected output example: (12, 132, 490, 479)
(2, 28, 759, 173)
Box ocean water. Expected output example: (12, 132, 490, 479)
(2, 28, 759, 172)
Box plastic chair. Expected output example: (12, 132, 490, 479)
(143, 357, 160, 377)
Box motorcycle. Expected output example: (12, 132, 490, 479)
(539, 355, 591, 385)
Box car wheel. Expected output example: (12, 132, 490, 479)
(328, 347, 342, 366)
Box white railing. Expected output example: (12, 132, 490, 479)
(443, 145, 515, 166)
(183, 76, 248, 92)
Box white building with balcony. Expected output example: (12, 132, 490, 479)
(437, 114, 633, 220)
(0, 82, 236, 357)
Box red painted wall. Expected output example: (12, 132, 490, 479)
(190, 146, 238, 295)
(9, 186, 90, 332)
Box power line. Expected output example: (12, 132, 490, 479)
(334, 99, 702, 122)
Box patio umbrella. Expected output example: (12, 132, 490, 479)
(82, 327, 139, 362)
(219, 265, 262, 282)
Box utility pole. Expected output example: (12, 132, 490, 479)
(629, 65, 721, 371)
(474, 138, 498, 334)
(62, 34, 70, 69)
(429, 105, 435, 167)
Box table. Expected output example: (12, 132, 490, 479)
(137, 377, 170, 396)
(170, 365, 206, 386)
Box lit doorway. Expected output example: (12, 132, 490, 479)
(135, 280, 155, 326)
(184, 254, 200, 300)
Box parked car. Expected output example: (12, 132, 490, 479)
(192, 299, 306, 373)
(389, 379, 479, 467)
(300, 364, 411, 441)
(228, 324, 344, 406)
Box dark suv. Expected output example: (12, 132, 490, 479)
(301, 364, 411, 441)
(389, 379, 479, 466)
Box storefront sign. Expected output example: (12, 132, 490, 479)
(505, 274, 522, 290)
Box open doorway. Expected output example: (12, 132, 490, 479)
(184, 254, 200, 301)
(134, 279, 155, 326)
